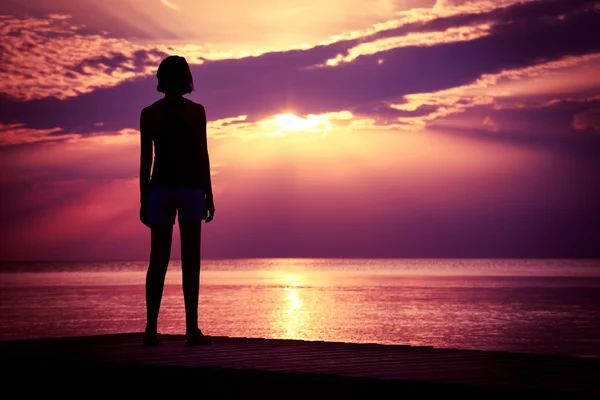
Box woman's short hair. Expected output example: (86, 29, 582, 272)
(156, 55, 194, 95)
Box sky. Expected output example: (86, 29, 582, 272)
(0, 0, 599, 261)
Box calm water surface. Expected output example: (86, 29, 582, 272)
(1, 259, 599, 358)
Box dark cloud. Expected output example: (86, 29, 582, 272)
(429, 98, 600, 154)
(573, 107, 600, 132)
(365, 0, 597, 43)
(352, 103, 439, 122)
(70, 49, 165, 76)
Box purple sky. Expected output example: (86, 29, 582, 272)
(1, 0, 599, 260)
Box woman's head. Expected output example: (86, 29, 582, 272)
(156, 55, 194, 95)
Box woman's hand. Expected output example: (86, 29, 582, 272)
(206, 194, 215, 223)
(140, 201, 151, 227)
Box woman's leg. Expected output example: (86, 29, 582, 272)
(145, 223, 173, 334)
(179, 220, 201, 335)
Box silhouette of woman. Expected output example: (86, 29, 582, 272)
(139, 55, 215, 346)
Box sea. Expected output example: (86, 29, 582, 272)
(1, 258, 599, 358)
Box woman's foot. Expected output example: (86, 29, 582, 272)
(142, 330, 161, 346)
(186, 328, 212, 346)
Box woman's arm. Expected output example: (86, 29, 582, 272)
(199, 104, 215, 222)
(199, 105, 212, 195)
(139, 107, 153, 207)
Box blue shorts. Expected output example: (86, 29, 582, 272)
(146, 186, 207, 225)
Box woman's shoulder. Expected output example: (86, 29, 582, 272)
(185, 99, 206, 112)
(141, 100, 163, 114)
(182, 99, 206, 120)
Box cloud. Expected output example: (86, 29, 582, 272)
(1, 0, 599, 143)
(573, 108, 600, 132)
(482, 115, 499, 132)
(0, 0, 579, 103)
(0, 122, 74, 145)
(425, 98, 600, 158)
(0, 14, 168, 101)
(0, 14, 250, 101)
(323, 23, 492, 66)
(381, 54, 600, 131)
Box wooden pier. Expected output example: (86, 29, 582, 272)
(0, 333, 599, 399)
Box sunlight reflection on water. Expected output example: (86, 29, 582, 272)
(1, 259, 600, 357)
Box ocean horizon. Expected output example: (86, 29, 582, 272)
(1, 258, 600, 358)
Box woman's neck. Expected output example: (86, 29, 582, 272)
(164, 93, 183, 100)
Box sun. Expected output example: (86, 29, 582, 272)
(263, 113, 331, 136)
